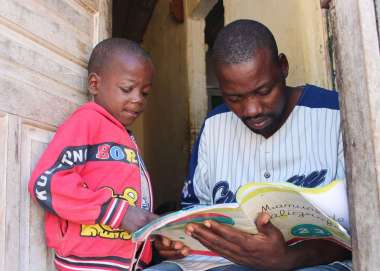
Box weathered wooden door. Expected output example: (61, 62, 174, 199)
(0, 1, 111, 270)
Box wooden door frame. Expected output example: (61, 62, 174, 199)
(186, 0, 219, 144)
(331, 0, 380, 269)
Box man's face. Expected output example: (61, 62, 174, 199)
(216, 48, 289, 138)
(89, 52, 154, 126)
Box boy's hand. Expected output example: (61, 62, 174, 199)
(154, 236, 190, 260)
(121, 206, 158, 233)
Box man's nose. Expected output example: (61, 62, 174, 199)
(242, 96, 264, 117)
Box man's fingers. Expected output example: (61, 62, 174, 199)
(255, 212, 277, 236)
(200, 220, 248, 244)
(186, 223, 243, 255)
(190, 230, 247, 263)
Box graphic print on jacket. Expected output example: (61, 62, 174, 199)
(81, 187, 138, 240)
(33, 142, 139, 215)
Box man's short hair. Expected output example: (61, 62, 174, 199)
(88, 38, 151, 74)
(212, 19, 278, 65)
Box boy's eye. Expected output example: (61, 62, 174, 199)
(120, 87, 132, 93)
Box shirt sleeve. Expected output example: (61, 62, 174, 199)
(181, 123, 212, 207)
(28, 110, 128, 229)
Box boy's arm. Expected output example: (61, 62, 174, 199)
(28, 110, 128, 229)
(121, 206, 158, 232)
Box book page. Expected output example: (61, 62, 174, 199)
(133, 203, 255, 253)
(236, 180, 351, 249)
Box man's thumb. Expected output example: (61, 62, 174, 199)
(255, 212, 275, 235)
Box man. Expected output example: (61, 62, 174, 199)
(148, 20, 351, 271)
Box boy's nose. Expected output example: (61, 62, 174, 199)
(130, 89, 145, 104)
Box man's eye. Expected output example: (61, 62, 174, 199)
(228, 96, 241, 102)
(257, 88, 271, 96)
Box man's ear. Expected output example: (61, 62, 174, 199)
(278, 53, 289, 79)
(87, 72, 101, 96)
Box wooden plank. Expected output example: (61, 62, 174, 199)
(0, 1, 112, 268)
(36, 0, 93, 32)
(331, 0, 380, 269)
(0, 24, 88, 97)
(74, 0, 98, 12)
(20, 121, 55, 271)
(0, 113, 8, 269)
(0, 70, 81, 126)
(191, 0, 219, 20)
(97, 0, 112, 42)
(3, 114, 21, 270)
(0, 0, 95, 65)
(376, 0, 380, 42)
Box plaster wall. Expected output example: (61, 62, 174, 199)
(224, 0, 332, 88)
(141, 0, 189, 208)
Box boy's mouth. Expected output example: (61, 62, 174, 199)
(124, 110, 139, 118)
(123, 109, 143, 119)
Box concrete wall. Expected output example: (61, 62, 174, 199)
(141, 0, 189, 208)
(224, 0, 332, 88)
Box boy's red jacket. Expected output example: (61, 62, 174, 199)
(28, 102, 153, 271)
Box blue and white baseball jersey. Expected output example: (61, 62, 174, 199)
(181, 84, 345, 207)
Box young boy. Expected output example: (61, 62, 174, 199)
(28, 38, 158, 271)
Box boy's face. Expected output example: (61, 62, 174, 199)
(88, 52, 154, 126)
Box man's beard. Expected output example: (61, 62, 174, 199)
(242, 112, 282, 137)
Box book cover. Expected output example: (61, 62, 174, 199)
(133, 180, 351, 254)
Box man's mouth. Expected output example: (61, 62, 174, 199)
(245, 116, 271, 130)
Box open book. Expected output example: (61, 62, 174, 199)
(133, 180, 351, 254)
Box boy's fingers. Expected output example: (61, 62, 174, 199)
(154, 236, 171, 248)
(172, 241, 184, 250)
(162, 236, 171, 247)
(157, 248, 187, 259)
(148, 212, 159, 220)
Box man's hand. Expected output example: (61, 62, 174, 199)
(185, 212, 351, 271)
(154, 236, 190, 260)
(121, 206, 158, 233)
(185, 212, 293, 271)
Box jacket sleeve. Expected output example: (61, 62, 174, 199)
(28, 110, 129, 229)
(181, 122, 212, 207)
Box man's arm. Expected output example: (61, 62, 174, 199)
(185, 212, 351, 271)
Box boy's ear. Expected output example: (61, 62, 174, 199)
(87, 72, 101, 96)
(278, 53, 289, 79)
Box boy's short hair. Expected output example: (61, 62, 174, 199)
(88, 38, 151, 74)
(212, 19, 278, 65)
